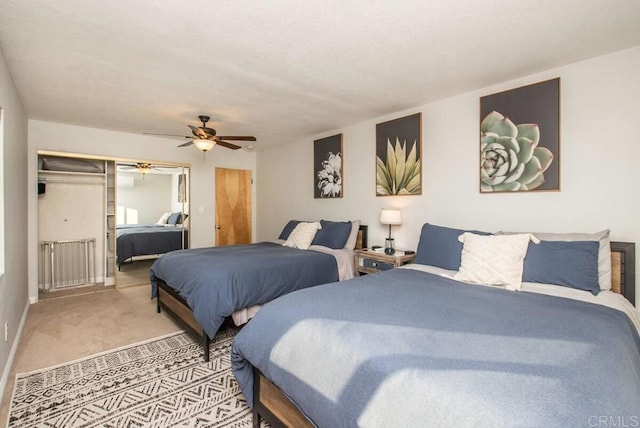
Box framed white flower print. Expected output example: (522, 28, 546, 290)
(314, 134, 343, 198)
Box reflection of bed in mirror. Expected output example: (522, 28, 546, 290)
(116, 221, 188, 269)
(115, 161, 190, 271)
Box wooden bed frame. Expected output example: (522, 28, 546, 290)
(251, 241, 637, 428)
(156, 225, 368, 362)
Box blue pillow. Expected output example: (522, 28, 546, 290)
(312, 220, 352, 249)
(523, 240, 600, 294)
(414, 223, 491, 270)
(278, 220, 301, 240)
(167, 212, 181, 225)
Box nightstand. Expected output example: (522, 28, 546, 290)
(354, 249, 416, 276)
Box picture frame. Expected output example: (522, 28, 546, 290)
(178, 173, 187, 202)
(376, 112, 422, 196)
(480, 78, 560, 193)
(314, 134, 343, 198)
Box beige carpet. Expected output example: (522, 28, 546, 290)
(116, 257, 157, 288)
(0, 284, 180, 426)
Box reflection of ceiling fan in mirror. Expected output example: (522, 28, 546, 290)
(144, 115, 257, 153)
(118, 162, 166, 176)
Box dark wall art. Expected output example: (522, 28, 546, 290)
(314, 134, 343, 198)
(178, 173, 187, 202)
(376, 112, 422, 196)
(480, 78, 560, 192)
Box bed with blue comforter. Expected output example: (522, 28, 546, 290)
(231, 267, 640, 427)
(150, 242, 339, 343)
(117, 224, 188, 268)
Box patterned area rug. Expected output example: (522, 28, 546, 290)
(8, 328, 257, 427)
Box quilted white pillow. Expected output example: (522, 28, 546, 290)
(155, 212, 170, 225)
(454, 233, 540, 291)
(283, 222, 322, 250)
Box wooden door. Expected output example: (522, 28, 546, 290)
(215, 168, 252, 245)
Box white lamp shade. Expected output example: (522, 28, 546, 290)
(193, 139, 215, 152)
(380, 209, 402, 225)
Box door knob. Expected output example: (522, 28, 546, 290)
(216, 225, 222, 230)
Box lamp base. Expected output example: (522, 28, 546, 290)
(384, 238, 395, 255)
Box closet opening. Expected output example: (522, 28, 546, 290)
(36, 151, 190, 297)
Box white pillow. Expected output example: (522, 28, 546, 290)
(454, 233, 540, 291)
(498, 229, 611, 291)
(283, 222, 322, 250)
(344, 220, 361, 250)
(156, 212, 170, 225)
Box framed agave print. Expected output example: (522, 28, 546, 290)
(480, 78, 560, 193)
(314, 134, 343, 198)
(376, 113, 422, 196)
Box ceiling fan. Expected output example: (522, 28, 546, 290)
(118, 162, 166, 175)
(145, 115, 256, 152)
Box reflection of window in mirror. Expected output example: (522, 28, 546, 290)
(116, 205, 125, 225)
(125, 208, 138, 225)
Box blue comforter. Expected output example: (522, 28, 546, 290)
(231, 268, 640, 427)
(117, 224, 188, 266)
(150, 242, 339, 339)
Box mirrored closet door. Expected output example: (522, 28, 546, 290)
(114, 161, 190, 288)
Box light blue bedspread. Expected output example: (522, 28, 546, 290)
(150, 242, 339, 339)
(231, 268, 640, 427)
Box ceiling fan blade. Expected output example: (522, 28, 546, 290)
(216, 136, 256, 141)
(216, 140, 242, 150)
(178, 141, 194, 147)
(201, 126, 216, 137)
(188, 125, 209, 139)
(144, 132, 191, 139)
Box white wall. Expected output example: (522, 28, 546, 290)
(38, 178, 106, 282)
(117, 171, 172, 224)
(0, 49, 29, 404)
(257, 45, 640, 305)
(28, 121, 257, 302)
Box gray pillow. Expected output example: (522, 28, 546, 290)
(415, 223, 491, 270)
(312, 220, 353, 249)
(523, 240, 600, 294)
(499, 229, 611, 291)
(278, 220, 302, 240)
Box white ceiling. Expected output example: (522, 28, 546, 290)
(1, 0, 639, 149)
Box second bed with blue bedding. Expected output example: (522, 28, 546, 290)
(150, 242, 339, 341)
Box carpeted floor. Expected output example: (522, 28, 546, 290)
(7, 328, 258, 427)
(0, 285, 181, 426)
(116, 258, 158, 288)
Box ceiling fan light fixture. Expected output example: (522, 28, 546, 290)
(193, 139, 215, 152)
(136, 163, 152, 175)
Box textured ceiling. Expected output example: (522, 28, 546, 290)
(1, 0, 639, 149)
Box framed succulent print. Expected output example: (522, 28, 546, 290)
(480, 78, 560, 192)
(314, 134, 343, 198)
(376, 112, 422, 196)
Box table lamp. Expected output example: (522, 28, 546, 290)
(380, 209, 402, 255)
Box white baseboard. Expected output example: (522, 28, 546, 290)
(0, 301, 30, 407)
